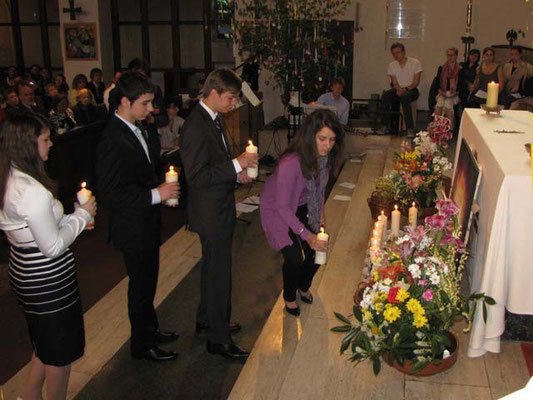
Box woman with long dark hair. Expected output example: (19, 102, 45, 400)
(260, 109, 344, 316)
(0, 114, 97, 399)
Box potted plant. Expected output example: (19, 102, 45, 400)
(333, 199, 495, 376)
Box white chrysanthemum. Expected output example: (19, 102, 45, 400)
(396, 235, 410, 245)
(408, 263, 421, 279)
(430, 273, 440, 285)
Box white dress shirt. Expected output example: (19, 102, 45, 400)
(199, 100, 242, 175)
(114, 113, 161, 205)
(0, 168, 91, 258)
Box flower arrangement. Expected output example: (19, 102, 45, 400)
(372, 115, 453, 210)
(333, 199, 494, 375)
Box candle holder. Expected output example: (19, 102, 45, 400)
(480, 104, 504, 115)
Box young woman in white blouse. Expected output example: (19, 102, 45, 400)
(0, 114, 97, 400)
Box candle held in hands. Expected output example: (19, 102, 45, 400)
(314, 227, 329, 265)
(165, 166, 179, 206)
(246, 140, 258, 179)
(77, 182, 94, 228)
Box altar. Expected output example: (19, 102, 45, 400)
(454, 109, 533, 357)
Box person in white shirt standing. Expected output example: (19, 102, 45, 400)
(378, 43, 422, 137)
(316, 77, 350, 125)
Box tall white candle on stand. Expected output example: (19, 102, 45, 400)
(487, 81, 499, 108)
(380, 210, 388, 243)
(314, 227, 329, 265)
(408, 202, 418, 229)
(391, 205, 401, 235)
(165, 166, 179, 206)
(77, 182, 94, 228)
(246, 140, 258, 179)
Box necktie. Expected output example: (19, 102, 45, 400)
(214, 115, 223, 135)
(135, 121, 149, 142)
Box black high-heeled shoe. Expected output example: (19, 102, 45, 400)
(285, 305, 301, 316)
(299, 290, 313, 304)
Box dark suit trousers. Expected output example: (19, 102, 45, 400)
(381, 88, 419, 130)
(196, 231, 233, 344)
(122, 247, 160, 354)
(280, 205, 320, 302)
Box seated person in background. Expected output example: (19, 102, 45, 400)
(104, 71, 121, 111)
(316, 77, 350, 125)
(68, 73, 89, 107)
(435, 47, 460, 129)
(88, 67, 105, 104)
(49, 94, 77, 135)
(54, 73, 69, 95)
(4, 87, 22, 119)
(18, 81, 47, 117)
(43, 82, 59, 112)
(378, 43, 422, 137)
(458, 48, 480, 108)
(158, 101, 184, 152)
(2, 66, 19, 90)
(502, 46, 533, 109)
(72, 88, 104, 126)
(467, 47, 504, 108)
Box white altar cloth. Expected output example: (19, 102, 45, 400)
(453, 109, 533, 357)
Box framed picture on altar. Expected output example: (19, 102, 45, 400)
(64, 23, 98, 61)
(451, 138, 482, 245)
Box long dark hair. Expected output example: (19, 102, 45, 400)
(281, 109, 345, 179)
(0, 113, 56, 209)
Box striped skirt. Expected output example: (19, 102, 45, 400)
(9, 246, 85, 366)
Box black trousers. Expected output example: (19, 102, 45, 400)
(197, 231, 233, 344)
(280, 205, 320, 302)
(122, 247, 160, 354)
(381, 88, 419, 130)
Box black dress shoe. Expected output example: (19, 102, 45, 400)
(155, 330, 180, 343)
(285, 305, 300, 316)
(206, 341, 250, 360)
(196, 322, 242, 334)
(299, 291, 313, 304)
(131, 346, 178, 362)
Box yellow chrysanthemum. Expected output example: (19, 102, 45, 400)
(406, 298, 424, 314)
(374, 302, 383, 312)
(396, 289, 410, 302)
(413, 313, 428, 328)
(385, 303, 393, 309)
(383, 306, 401, 323)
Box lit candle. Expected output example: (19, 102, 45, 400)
(380, 210, 388, 243)
(487, 81, 499, 108)
(165, 166, 179, 206)
(77, 181, 94, 228)
(408, 202, 418, 229)
(372, 229, 381, 248)
(314, 227, 329, 265)
(369, 238, 379, 262)
(246, 140, 258, 178)
(391, 205, 401, 235)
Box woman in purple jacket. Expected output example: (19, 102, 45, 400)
(260, 109, 345, 316)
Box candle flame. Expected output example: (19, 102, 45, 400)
(381, 210, 385, 215)
(320, 226, 325, 234)
(169, 166, 174, 172)
(394, 204, 398, 210)
(412, 201, 416, 207)
(81, 181, 86, 189)
(248, 140, 253, 145)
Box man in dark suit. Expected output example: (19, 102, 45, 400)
(17, 81, 47, 117)
(180, 68, 258, 359)
(97, 71, 180, 362)
(88, 67, 105, 105)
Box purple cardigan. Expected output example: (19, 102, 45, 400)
(260, 153, 323, 251)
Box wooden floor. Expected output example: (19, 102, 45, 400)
(228, 136, 531, 400)
(1, 135, 530, 399)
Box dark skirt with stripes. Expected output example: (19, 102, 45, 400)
(8, 246, 85, 366)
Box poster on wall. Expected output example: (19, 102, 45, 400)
(64, 23, 98, 61)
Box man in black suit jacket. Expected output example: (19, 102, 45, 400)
(88, 67, 105, 104)
(97, 71, 180, 362)
(180, 68, 258, 359)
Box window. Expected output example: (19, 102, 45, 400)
(386, 0, 426, 41)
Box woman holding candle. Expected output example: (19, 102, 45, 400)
(260, 109, 344, 316)
(0, 114, 97, 400)
(467, 47, 504, 108)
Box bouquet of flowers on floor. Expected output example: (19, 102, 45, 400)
(332, 199, 495, 375)
(372, 114, 453, 210)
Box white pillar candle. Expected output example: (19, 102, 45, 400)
(77, 181, 94, 227)
(165, 166, 179, 206)
(391, 204, 401, 236)
(369, 238, 380, 263)
(372, 229, 381, 247)
(487, 81, 499, 108)
(314, 227, 329, 265)
(408, 202, 418, 229)
(246, 140, 258, 179)
(380, 211, 388, 243)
